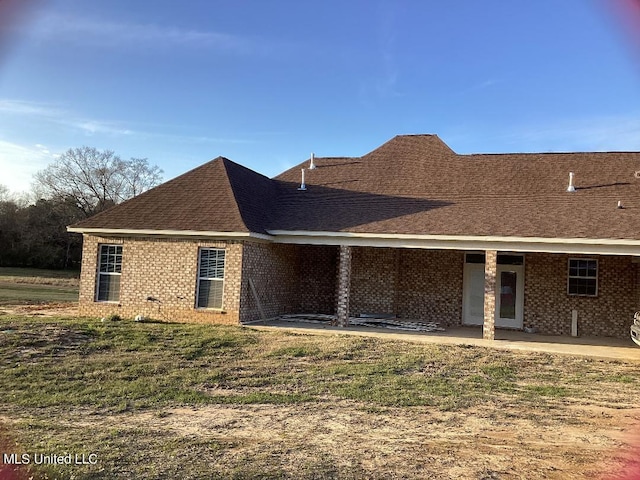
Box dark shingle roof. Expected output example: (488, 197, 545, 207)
(71, 157, 276, 234)
(71, 134, 640, 240)
(273, 135, 640, 239)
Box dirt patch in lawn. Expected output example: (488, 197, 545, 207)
(0, 302, 79, 317)
(126, 402, 640, 479)
(3, 401, 638, 479)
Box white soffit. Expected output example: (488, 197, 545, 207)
(267, 230, 640, 256)
(66, 227, 273, 241)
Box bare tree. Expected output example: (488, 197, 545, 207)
(122, 157, 163, 198)
(0, 184, 9, 202)
(33, 146, 163, 217)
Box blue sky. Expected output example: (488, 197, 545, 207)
(1, 0, 640, 194)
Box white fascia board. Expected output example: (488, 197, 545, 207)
(266, 230, 640, 256)
(66, 227, 273, 241)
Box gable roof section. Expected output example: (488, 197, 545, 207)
(69, 157, 275, 235)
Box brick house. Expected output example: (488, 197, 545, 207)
(68, 134, 640, 340)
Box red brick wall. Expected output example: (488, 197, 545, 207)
(78, 235, 242, 324)
(524, 253, 637, 337)
(349, 247, 464, 326)
(350, 247, 397, 315)
(397, 249, 464, 326)
(239, 242, 300, 321)
(297, 245, 337, 314)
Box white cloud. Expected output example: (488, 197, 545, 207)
(0, 98, 258, 144)
(0, 140, 56, 193)
(455, 79, 502, 97)
(0, 99, 63, 118)
(445, 113, 640, 155)
(73, 121, 134, 137)
(0, 99, 136, 138)
(31, 13, 258, 54)
(507, 115, 640, 152)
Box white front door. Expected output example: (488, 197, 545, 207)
(463, 260, 524, 329)
(462, 263, 485, 326)
(495, 264, 524, 329)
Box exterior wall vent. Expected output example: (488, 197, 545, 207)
(567, 172, 576, 192)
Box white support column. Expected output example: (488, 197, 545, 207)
(483, 250, 498, 340)
(335, 245, 352, 327)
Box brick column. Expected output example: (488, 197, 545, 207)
(635, 261, 640, 311)
(483, 250, 498, 340)
(335, 245, 352, 327)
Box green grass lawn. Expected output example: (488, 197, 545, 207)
(0, 267, 80, 280)
(0, 282, 79, 304)
(0, 267, 79, 305)
(1, 316, 639, 479)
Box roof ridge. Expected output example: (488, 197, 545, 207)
(362, 133, 456, 157)
(463, 151, 640, 157)
(216, 158, 251, 231)
(221, 157, 278, 233)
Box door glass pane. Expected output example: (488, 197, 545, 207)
(499, 271, 517, 319)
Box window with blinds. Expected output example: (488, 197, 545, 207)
(196, 248, 225, 309)
(96, 244, 123, 302)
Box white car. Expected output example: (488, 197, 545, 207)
(632, 312, 640, 347)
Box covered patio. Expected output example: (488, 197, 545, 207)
(251, 317, 640, 361)
(245, 242, 638, 342)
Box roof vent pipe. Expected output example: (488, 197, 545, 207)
(567, 172, 576, 192)
(309, 153, 316, 170)
(298, 168, 307, 191)
(618, 200, 624, 209)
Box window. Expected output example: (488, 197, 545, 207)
(568, 258, 597, 296)
(197, 248, 225, 309)
(96, 245, 122, 302)
(465, 253, 486, 264)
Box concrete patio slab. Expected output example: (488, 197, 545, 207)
(249, 319, 640, 362)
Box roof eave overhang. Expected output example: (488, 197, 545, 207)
(266, 230, 640, 256)
(67, 227, 274, 241)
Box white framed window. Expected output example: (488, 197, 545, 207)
(568, 258, 598, 296)
(96, 244, 123, 302)
(196, 248, 225, 309)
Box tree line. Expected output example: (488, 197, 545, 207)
(0, 146, 162, 270)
